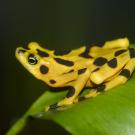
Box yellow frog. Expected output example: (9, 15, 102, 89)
(15, 38, 135, 111)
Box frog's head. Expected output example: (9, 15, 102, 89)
(16, 42, 73, 86)
(15, 42, 54, 82)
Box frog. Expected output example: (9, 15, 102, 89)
(15, 37, 135, 111)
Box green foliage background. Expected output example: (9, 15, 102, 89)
(1, 0, 135, 134)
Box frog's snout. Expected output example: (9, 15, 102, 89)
(15, 47, 27, 61)
(16, 47, 26, 54)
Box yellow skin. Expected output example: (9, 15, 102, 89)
(15, 38, 135, 111)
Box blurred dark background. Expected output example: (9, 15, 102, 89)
(1, 0, 135, 134)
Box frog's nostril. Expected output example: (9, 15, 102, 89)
(18, 49, 26, 54)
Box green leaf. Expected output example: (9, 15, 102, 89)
(6, 45, 135, 135)
(36, 73, 135, 135)
(6, 90, 67, 135)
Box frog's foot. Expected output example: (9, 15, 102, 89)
(45, 89, 76, 112)
(45, 99, 74, 112)
(45, 103, 59, 112)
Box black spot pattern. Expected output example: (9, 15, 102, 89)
(18, 49, 26, 54)
(37, 49, 49, 57)
(65, 79, 76, 84)
(78, 68, 87, 75)
(129, 48, 135, 58)
(54, 49, 71, 56)
(93, 68, 100, 72)
(63, 69, 74, 75)
(114, 49, 127, 56)
(66, 86, 75, 98)
(54, 58, 74, 66)
(40, 65, 49, 74)
(107, 58, 117, 68)
(120, 69, 130, 79)
(93, 57, 108, 66)
(79, 46, 93, 58)
(49, 103, 58, 110)
(67, 69, 74, 73)
(50, 80, 56, 84)
(97, 84, 106, 92)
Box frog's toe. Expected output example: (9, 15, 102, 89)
(49, 103, 59, 110)
(45, 103, 59, 112)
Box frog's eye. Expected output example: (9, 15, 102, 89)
(28, 54, 38, 65)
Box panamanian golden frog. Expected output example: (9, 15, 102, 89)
(15, 38, 135, 111)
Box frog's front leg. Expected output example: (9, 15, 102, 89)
(45, 69, 90, 111)
(76, 58, 135, 102)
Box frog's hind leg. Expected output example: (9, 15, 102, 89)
(76, 59, 135, 102)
